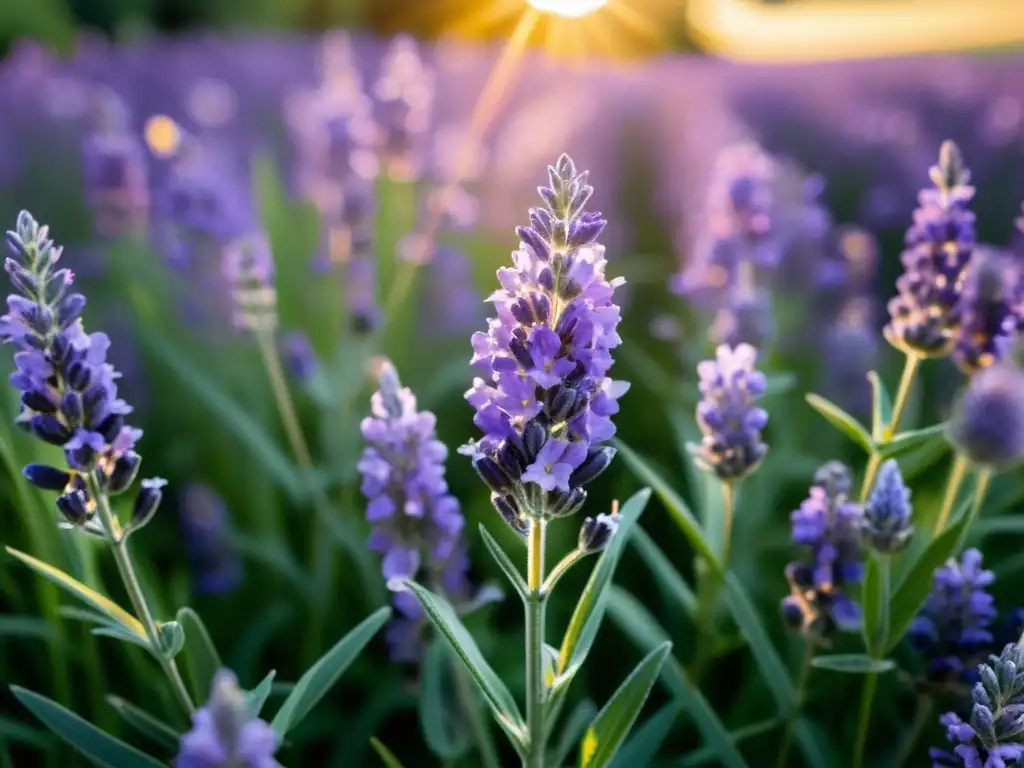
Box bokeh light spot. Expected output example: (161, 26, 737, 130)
(144, 115, 181, 158)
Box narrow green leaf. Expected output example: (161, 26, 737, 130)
(4, 547, 146, 642)
(609, 704, 679, 768)
(478, 524, 527, 600)
(679, 718, 780, 767)
(12, 687, 166, 768)
(396, 581, 525, 746)
(547, 699, 598, 768)
(243, 670, 277, 720)
(766, 371, 798, 396)
(886, 511, 972, 653)
(141, 330, 305, 501)
(579, 642, 672, 768)
(867, 371, 892, 443)
(0, 615, 54, 640)
(92, 625, 152, 653)
(805, 393, 875, 454)
(176, 607, 224, 703)
(105, 695, 180, 750)
(605, 587, 746, 768)
(613, 442, 721, 570)
(971, 516, 1024, 539)
(811, 654, 896, 674)
(879, 423, 948, 459)
(861, 555, 889, 657)
(721, 574, 795, 712)
(554, 488, 651, 687)
(629, 526, 697, 616)
(419, 639, 470, 760)
(272, 607, 391, 739)
(370, 736, 408, 768)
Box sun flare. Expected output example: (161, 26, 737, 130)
(526, 0, 610, 18)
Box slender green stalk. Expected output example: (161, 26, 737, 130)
(861, 354, 921, 502)
(934, 453, 970, 534)
(525, 520, 547, 768)
(541, 549, 584, 596)
(453, 660, 502, 768)
(255, 331, 338, 660)
(964, 468, 993, 534)
(852, 667, 878, 768)
(86, 474, 195, 715)
(892, 694, 933, 768)
(690, 481, 736, 681)
(776, 641, 814, 768)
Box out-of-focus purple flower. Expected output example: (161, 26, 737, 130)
(709, 290, 774, 350)
(820, 297, 879, 417)
(373, 35, 434, 181)
(910, 549, 996, 689)
(420, 245, 482, 337)
(948, 362, 1024, 470)
(694, 343, 768, 482)
(862, 459, 914, 554)
(280, 331, 319, 382)
(886, 141, 977, 358)
(954, 247, 1024, 376)
(359, 360, 468, 660)
(175, 669, 278, 768)
(2, 211, 153, 529)
(930, 644, 1024, 768)
(222, 234, 277, 334)
(781, 462, 863, 640)
(463, 155, 625, 531)
(179, 485, 243, 597)
(81, 89, 148, 238)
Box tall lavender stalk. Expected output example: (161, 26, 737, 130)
(1, 211, 194, 713)
(464, 155, 625, 767)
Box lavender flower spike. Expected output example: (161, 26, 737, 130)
(694, 343, 768, 482)
(861, 458, 913, 554)
(1, 211, 151, 527)
(175, 669, 278, 768)
(359, 359, 469, 660)
(463, 155, 627, 530)
(885, 141, 977, 359)
(781, 462, 864, 640)
(930, 644, 1024, 768)
(909, 549, 996, 688)
(954, 247, 1024, 376)
(948, 362, 1024, 471)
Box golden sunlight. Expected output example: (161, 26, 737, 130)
(526, 0, 609, 18)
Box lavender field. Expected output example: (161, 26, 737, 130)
(1, 20, 1024, 768)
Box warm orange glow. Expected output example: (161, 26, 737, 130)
(527, 0, 609, 18)
(143, 115, 181, 157)
(688, 0, 1024, 62)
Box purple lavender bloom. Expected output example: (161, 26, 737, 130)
(948, 362, 1024, 470)
(175, 669, 278, 768)
(694, 343, 768, 482)
(280, 331, 319, 382)
(2, 212, 150, 526)
(179, 485, 244, 596)
(463, 155, 626, 528)
(372, 35, 434, 182)
(954, 247, 1024, 376)
(909, 549, 996, 688)
(930, 644, 1024, 768)
(359, 360, 468, 660)
(781, 462, 864, 639)
(886, 141, 977, 358)
(861, 459, 914, 554)
(81, 89, 148, 238)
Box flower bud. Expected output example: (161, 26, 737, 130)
(492, 493, 527, 536)
(131, 477, 167, 531)
(56, 488, 91, 525)
(102, 451, 141, 495)
(948, 363, 1024, 471)
(23, 463, 71, 491)
(578, 513, 617, 554)
(568, 447, 616, 488)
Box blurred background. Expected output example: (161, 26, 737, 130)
(1, 0, 1024, 766)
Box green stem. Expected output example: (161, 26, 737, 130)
(963, 468, 993, 537)
(256, 332, 338, 661)
(86, 475, 195, 715)
(776, 641, 814, 768)
(525, 520, 547, 768)
(453, 660, 502, 768)
(861, 354, 921, 502)
(541, 549, 584, 597)
(934, 454, 970, 534)
(852, 668, 878, 768)
(690, 481, 736, 681)
(892, 694, 933, 768)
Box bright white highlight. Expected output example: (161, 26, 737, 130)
(527, 0, 610, 18)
